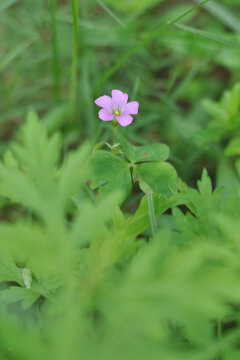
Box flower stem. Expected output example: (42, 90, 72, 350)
(113, 118, 118, 144)
(147, 192, 158, 237)
(217, 319, 222, 339)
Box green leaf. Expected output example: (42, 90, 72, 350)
(197, 168, 212, 197)
(0, 0, 19, 11)
(175, 23, 240, 50)
(3, 150, 18, 169)
(216, 157, 240, 192)
(196, 0, 240, 33)
(202, 99, 228, 122)
(11, 110, 62, 194)
(225, 137, 240, 157)
(0, 308, 47, 360)
(71, 192, 122, 246)
(87, 150, 132, 199)
(0, 163, 48, 217)
(96, 0, 126, 27)
(0, 287, 40, 309)
(112, 206, 125, 229)
(0, 111, 62, 218)
(103, 0, 164, 14)
(123, 192, 188, 238)
(119, 133, 169, 163)
(202, 83, 240, 141)
(235, 158, 240, 179)
(133, 162, 178, 196)
(229, 83, 240, 117)
(0, 255, 22, 284)
(58, 142, 90, 210)
(0, 222, 63, 277)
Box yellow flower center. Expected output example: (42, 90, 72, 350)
(113, 110, 120, 116)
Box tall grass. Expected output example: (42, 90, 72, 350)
(50, 0, 61, 103)
(70, 0, 79, 121)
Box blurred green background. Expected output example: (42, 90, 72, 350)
(2, 2, 240, 359)
(1, 0, 240, 184)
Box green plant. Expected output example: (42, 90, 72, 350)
(2, 0, 240, 358)
(0, 111, 240, 359)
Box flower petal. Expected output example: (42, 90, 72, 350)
(115, 113, 133, 127)
(125, 101, 139, 115)
(98, 108, 114, 121)
(111, 89, 128, 110)
(95, 95, 112, 111)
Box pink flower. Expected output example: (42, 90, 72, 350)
(95, 89, 139, 127)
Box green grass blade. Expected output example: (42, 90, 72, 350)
(170, 52, 216, 102)
(193, 0, 240, 33)
(70, 0, 79, 121)
(96, 0, 211, 89)
(147, 192, 158, 238)
(0, 0, 19, 11)
(0, 37, 38, 73)
(175, 23, 240, 49)
(50, 0, 61, 103)
(96, 0, 126, 28)
(82, 54, 96, 137)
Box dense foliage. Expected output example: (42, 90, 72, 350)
(1, 0, 240, 359)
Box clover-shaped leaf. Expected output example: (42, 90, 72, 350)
(133, 162, 178, 197)
(119, 133, 169, 163)
(87, 150, 132, 199)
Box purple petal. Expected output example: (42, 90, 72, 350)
(95, 95, 112, 111)
(125, 101, 139, 115)
(98, 108, 114, 121)
(115, 112, 133, 127)
(111, 89, 128, 110)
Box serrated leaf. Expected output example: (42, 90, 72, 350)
(225, 137, 240, 156)
(0, 256, 22, 284)
(3, 150, 18, 169)
(202, 99, 228, 122)
(12, 110, 62, 180)
(0, 111, 90, 219)
(229, 83, 240, 117)
(133, 162, 178, 197)
(71, 192, 122, 246)
(0, 287, 40, 309)
(0, 163, 48, 216)
(0, 223, 52, 275)
(8, 110, 62, 208)
(58, 142, 90, 210)
(216, 157, 240, 193)
(197, 168, 212, 197)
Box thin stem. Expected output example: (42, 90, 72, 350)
(70, 0, 79, 120)
(216, 319, 222, 360)
(147, 192, 158, 237)
(50, 0, 61, 103)
(113, 121, 118, 144)
(217, 319, 222, 339)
